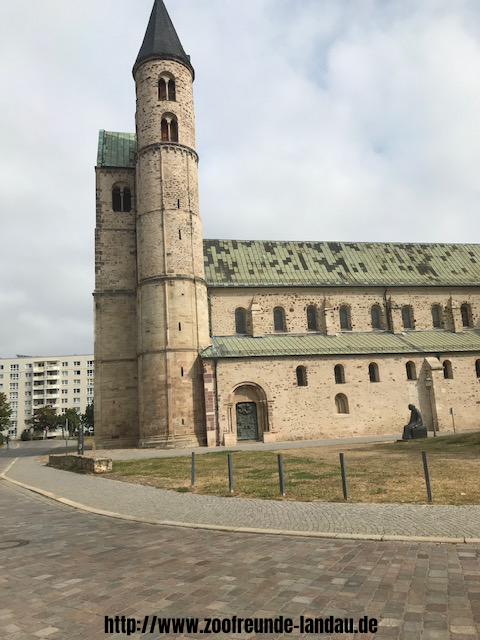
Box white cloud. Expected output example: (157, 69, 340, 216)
(1, 0, 480, 356)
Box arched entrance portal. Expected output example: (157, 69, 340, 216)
(232, 385, 268, 442)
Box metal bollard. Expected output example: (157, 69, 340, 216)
(339, 453, 348, 500)
(422, 450, 432, 503)
(191, 452, 195, 487)
(278, 454, 286, 497)
(228, 453, 234, 494)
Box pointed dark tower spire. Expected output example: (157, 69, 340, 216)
(134, 0, 194, 78)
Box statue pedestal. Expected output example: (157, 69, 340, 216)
(224, 433, 237, 447)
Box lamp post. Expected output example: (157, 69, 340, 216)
(425, 375, 436, 437)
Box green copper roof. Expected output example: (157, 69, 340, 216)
(203, 240, 480, 288)
(97, 130, 136, 168)
(201, 330, 480, 359)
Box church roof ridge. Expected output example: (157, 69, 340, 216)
(133, 0, 194, 78)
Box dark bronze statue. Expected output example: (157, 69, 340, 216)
(402, 404, 427, 440)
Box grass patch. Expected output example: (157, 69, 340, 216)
(108, 432, 480, 505)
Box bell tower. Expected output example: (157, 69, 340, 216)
(134, 0, 210, 447)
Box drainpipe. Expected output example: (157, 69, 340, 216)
(213, 358, 219, 445)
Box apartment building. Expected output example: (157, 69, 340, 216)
(0, 354, 94, 439)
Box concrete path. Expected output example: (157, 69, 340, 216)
(2, 480, 480, 640)
(2, 441, 480, 542)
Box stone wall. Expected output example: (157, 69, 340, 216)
(48, 455, 112, 474)
(209, 352, 480, 444)
(209, 287, 480, 337)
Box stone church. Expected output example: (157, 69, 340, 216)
(94, 0, 480, 449)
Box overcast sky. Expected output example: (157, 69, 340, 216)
(1, 0, 480, 358)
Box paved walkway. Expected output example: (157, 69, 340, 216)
(2, 481, 480, 640)
(2, 442, 480, 542)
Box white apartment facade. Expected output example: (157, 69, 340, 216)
(0, 354, 94, 439)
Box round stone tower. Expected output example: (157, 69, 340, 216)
(133, 0, 210, 447)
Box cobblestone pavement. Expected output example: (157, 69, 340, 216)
(1, 481, 480, 640)
(4, 447, 480, 540)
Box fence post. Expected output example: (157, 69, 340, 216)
(191, 452, 195, 487)
(278, 454, 286, 497)
(422, 450, 432, 503)
(339, 453, 348, 500)
(228, 453, 234, 494)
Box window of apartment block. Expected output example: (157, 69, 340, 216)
(25, 363, 32, 369)
(74, 379, 80, 384)
(62, 381, 68, 386)
(62, 390, 68, 395)
(10, 364, 19, 371)
(87, 370, 94, 377)
(62, 361, 69, 367)
(9, 383, 18, 390)
(74, 370, 81, 376)
(74, 361, 80, 366)
(10, 373, 18, 380)
(62, 399, 68, 404)
(9, 393, 18, 399)
(74, 388, 80, 394)
(87, 397, 93, 404)
(87, 360, 93, 367)
(73, 398, 81, 404)
(62, 371, 68, 376)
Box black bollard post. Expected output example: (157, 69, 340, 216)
(228, 453, 234, 494)
(339, 453, 348, 500)
(422, 451, 432, 503)
(278, 454, 286, 497)
(191, 452, 195, 487)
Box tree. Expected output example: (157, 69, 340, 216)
(58, 408, 80, 435)
(82, 401, 94, 431)
(27, 405, 58, 432)
(0, 393, 12, 433)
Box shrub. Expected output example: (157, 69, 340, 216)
(21, 430, 31, 441)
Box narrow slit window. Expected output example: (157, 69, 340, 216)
(402, 306, 414, 330)
(307, 306, 318, 331)
(334, 364, 345, 384)
(443, 360, 453, 379)
(432, 304, 443, 329)
(158, 78, 167, 101)
(161, 118, 169, 141)
(296, 366, 307, 387)
(476, 359, 480, 378)
(112, 187, 122, 212)
(168, 78, 176, 101)
(339, 306, 351, 331)
(178, 230, 182, 240)
(371, 305, 382, 330)
(461, 304, 472, 328)
(274, 307, 286, 332)
(369, 363, 380, 383)
(123, 188, 132, 212)
(170, 119, 178, 142)
(179, 323, 182, 332)
(235, 308, 247, 335)
(181, 367, 184, 377)
(406, 361, 417, 381)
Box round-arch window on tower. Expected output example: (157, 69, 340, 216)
(161, 113, 179, 142)
(112, 185, 132, 212)
(158, 74, 176, 102)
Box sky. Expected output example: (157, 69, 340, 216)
(1, 0, 480, 357)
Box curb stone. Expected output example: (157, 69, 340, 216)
(1, 461, 479, 545)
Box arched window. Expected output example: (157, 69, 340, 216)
(371, 305, 382, 330)
(335, 394, 349, 414)
(432, 304, 443, 329)
(406, 361, 417, 381)
(170, 118, 178, 142)
(158, 75, 176, 101)
(443, 360, 453, 379)
(273, 307, 286, 332)
(112, 187, 122, 212)
(112, 185, 132, 213)
(235, 308, 247, 335)
(158, 78, 167, 101)
(334, 364, 345, 384)
(476, 359, 480, 378)
(339, 305, 351, 331)
(402, 306, 414, 330)
(168, 78, 176, 101)
(307, 306, 318, 331)
(461, 304, 473, 328)
(161, 118, 169, 141)
(368, 363, 380, 383)
(296, 366, 307, 387)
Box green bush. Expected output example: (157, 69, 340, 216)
(0, 432, 3, 446)
(20, 430, 31, 441)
